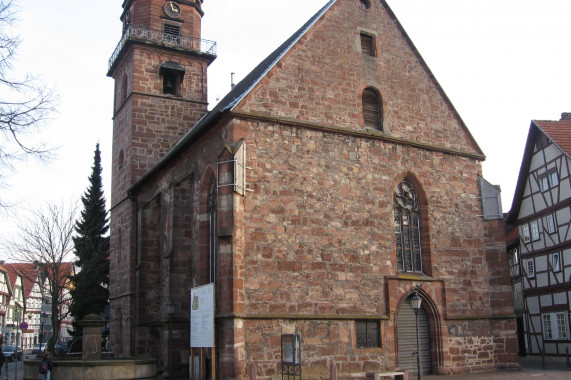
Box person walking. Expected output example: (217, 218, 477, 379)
(39, 352, 53, 380)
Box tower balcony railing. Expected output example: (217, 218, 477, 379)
(108, 24, 217, 72)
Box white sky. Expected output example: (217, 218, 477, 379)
(1, 0, 570, 259)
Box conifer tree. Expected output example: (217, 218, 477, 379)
(69, 143, 110, 335)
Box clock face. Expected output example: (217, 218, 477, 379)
(164, 2, 181, 18)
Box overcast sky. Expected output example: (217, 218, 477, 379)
(1, 0, 570, 259)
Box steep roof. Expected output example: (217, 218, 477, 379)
(505, 115, 571, 223)
(534, 119, 571, 156)
(4, 263, 40, 299)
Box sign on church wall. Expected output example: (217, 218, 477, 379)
(190, 283, 215, 348)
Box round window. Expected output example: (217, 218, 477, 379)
(359, 0, 371, 11)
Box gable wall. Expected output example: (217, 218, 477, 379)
(514, 130, 571, 356)
(235, 0, 480, 155)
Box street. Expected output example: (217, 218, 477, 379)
(1, 358, 24, 380)
(1, 355, 570, 380)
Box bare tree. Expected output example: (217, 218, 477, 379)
(0, 0, 57, 197)
(2, 203, 76, 352)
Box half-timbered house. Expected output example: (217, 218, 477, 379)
(505, 112, 571, 358)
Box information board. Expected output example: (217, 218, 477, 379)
(190, 283, 215, 348)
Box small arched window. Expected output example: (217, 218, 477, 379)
(394, 180, 422, 273)
(362, 88, 383, 130)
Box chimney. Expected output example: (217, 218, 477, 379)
(561, 112, 571, 120)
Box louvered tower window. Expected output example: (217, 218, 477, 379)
(394, 180, 422, 273)
(362, 88, 383, 130)
(163, 23, 180, 37)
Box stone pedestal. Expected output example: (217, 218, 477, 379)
(78, 314, 106, 361)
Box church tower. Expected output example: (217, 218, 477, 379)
(107, 0, 216, 358)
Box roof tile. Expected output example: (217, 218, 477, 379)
(534, 119, 571, 156)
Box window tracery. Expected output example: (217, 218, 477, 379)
(394, 180, 422, 273)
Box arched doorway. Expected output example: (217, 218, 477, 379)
(397, 293, 432, 375)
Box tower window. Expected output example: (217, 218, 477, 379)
(163, 22, 181, 45)
(163, 72, 178, 95)
(159, 61, 186, 96)
(163, 23, 180, 37)
(362, 88, 383, 130)
(360, 33, 375, 57)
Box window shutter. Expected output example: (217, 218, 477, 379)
(360, 33, 375, 56)
(478, 176, 503, 220)
(362, 89, 382, 130)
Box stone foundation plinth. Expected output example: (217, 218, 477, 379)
(23, 358, 157, 380)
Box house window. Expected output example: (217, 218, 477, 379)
(530, 220, 540, 241)
(360, 33, 375, 56)
(394, 180, 422, 273)
(551, 252, 561, 272)
(522, 224, 530, 242)
(539, 175, 549, 192)
(546, 214, 556, 234)
(525, 258, 535, 278)
(362, 88, 383, 130)
(508, 247, 520, 278)
(542, 312, 569, 340)
(549, 171, 559, 187)
(356, 320, 380, 348)
(539, 170, 559, 192)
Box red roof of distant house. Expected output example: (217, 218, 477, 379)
(505, 114, 571, 224)
(3, 262, 75, 300)
(534, 119, 571, 156)
(3, 263, 40, 299)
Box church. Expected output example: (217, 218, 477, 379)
(107, 0, 518, 378)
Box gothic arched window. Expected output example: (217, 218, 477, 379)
(394, 180, 422, 273)
(207, 178, 217, 284)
